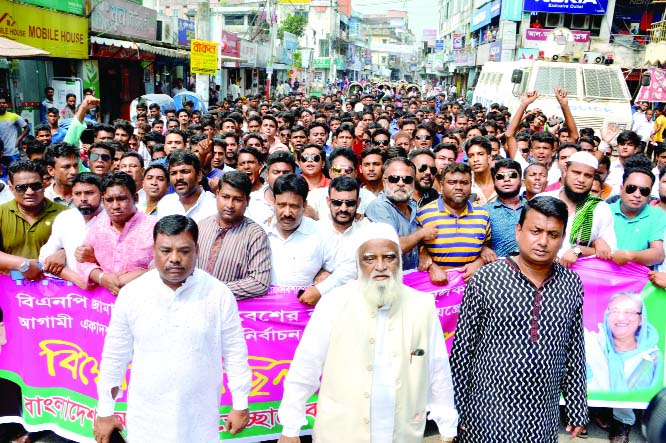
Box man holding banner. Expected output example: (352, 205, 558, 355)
(450, 196, 588, 442)
(277, 222, 458, 443)
(94, 215, 251, 443)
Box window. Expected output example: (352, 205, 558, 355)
(583, 68, 628, 100)
(534, 66, 578, 95)
(225, 14, 245, 26)
(172, 8, 179, 17)
(382, 39, 388, 44)
(319, 39, 329, 57)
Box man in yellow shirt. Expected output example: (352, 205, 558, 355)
(651, 106, 666, 144)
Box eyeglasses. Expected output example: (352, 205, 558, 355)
(415, 135, 432, 141)
(495, 171, 519, 181)
(521, 148, 530, 154)
(331, 165, 355, 175)
(608, 309, 641, 317)
(90, 153, 111, 162)
(330, 198, 358, 207)
(280, 132, 291, 137)
(300, 154, 321, 163)
(13, 182, 43, 194)
(417, 164, 437, 175)
(625, 184, 651, 197)
(374, 139, 390, 146)
(386, 175, 415, 184)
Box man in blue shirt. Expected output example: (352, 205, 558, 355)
(484, 159, 526, 257)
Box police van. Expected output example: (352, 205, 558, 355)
(472, 59, 632, 134)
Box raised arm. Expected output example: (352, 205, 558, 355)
(554, 88, 579, 141)
(505, 92, 539, 160)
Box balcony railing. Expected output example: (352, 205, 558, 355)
(650, 20, 666, 43)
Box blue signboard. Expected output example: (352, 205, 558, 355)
(435, 39, 444, 51)
(490, 0, 501, 17)
(523, 0, 608, 15)
(177, 18, 195, 46)
(470, 3, 492, 32)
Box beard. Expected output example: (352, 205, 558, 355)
(563, 183, 589, 203)
(495, 186, 520, 200)
(661, 193, 666, 204)
(359, 273, 403, 308)
(385, 187, 414, 203)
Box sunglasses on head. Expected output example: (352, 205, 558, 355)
(14, 182, 43, 194)
(625, 184, 651, 197)
(415, 135, 432, 141)
(301, 154, 321, 163)
(90, 152, 111, 162)
(495, 171, 519, 180)
(386, 175, 414, 184)
(330, 198, 358, 207)
(417, 164, 438, 175)
(374, 139, 390, 146)
(331, 165, 355, 175)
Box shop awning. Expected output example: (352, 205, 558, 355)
(645, 42, 666, 65)
(91, 37, 189, 60)
(220, 55, 247, 62)
(0, 37, 49, 57)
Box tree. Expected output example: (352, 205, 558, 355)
(277, 14, 307, 41)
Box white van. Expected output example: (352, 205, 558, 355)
(472, 60, 632, 134)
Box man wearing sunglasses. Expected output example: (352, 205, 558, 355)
(365, 157, 437, 271)
(408, 149, 438, 208)
(88, 142, 115, 178)
(0, 160, 67, 281)
(484, 159, 526, 258)
(610, 167, 666, 269)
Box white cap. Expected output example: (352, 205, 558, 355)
(357, 222, 400, 250)
(567, 151, 598, 170)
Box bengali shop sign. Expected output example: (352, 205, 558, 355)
(0, 259, 664, 441)
(20, 0, 85, 15)
(177, 18, 194, 46)
(525, 27, 591, 43)
(90, 0, 157, 41)
(0, 0, 88, 59)
(191, 39, 219, 75)
(523, 0, 608, 15)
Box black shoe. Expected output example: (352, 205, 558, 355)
(608, 418, 631, 443)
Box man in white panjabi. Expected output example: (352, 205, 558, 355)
(277, 222, 458, 443)
(93, 215, 251, 443)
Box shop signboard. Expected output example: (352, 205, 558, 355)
(500, 0, 523, 21)
(452, 34, 463, 51)
(239, 39, 257, 67)
(313, 58, 330, 69)
(488, 39, 502, 61)
(191, 39, 219, 75)
(20, 0, 85, 16)
(221, 30, 240, 58)
(0, 0, 88, 59)
(523, 0, 608, 15)
(90, 0, 157, 41)
(177, 18, 194, 46)
(470, 3, 492, 32)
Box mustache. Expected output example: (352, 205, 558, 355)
(165, 265, 185, 271)
(280, 216, 295, 222)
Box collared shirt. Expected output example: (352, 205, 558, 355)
(264, 216, 354, 295)
(39, 208, 102, 270)
(0, 198, 67, 258)
(156, 189, 217, 223)
(365, 192, 419, 270)
(303, 174, 331, 191)
(470, 180, 497, 206)
(0, 111, 27, 157)
(77, 211, 157, 283)
(605, 159, 625, 196)
(416, 198, 491, 269)
(44, 183, 74, 208)
(97, 268, 251, 443)
(197, 215, 272, 300)
(415, 188, 439, 209)
(611, 200, 666, 251)
(246, 184, 274, 225)
(484, 197, 526, 257)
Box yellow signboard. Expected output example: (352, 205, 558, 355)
(191, 39, 218, 75)
(0, 0, 88, 59)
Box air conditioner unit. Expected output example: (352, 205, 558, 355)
(582, 51, 605, 64)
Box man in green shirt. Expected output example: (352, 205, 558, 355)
(611, 166, 666, 267)
(0, 160, 67, 280)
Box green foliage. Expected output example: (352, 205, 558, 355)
(294, 51, 302, 68)
(278, 14, 307, 41)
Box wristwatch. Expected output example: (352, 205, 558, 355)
(18, 259, 31, 273)
(572, 246, 582, 257)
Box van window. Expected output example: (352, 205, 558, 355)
(533, 66, 578, 95)
(583, 68, 627, 100)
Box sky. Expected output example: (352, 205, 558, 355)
(352, 0, 438, 41)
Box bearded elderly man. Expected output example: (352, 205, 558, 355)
(277, 222, 458, 443)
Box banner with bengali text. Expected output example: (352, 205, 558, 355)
(0, 259, 664, 441)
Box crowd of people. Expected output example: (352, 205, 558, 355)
(0, 82, 665, 443)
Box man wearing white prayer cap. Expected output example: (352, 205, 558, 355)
(541, 150, 617, 266)
(277, 222, 458, 443)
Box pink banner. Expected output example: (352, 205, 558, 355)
(525, 28, 590, 43)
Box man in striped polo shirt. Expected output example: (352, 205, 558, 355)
(416, 162, 493, 285)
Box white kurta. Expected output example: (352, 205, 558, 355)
(97, 268, 251, 443)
